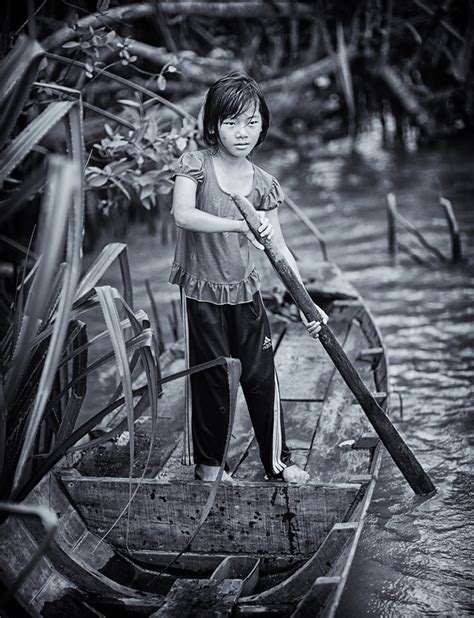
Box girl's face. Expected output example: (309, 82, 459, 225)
(217, 105, 262, 158)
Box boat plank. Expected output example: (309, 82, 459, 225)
(292, 576, 341, 617)
(211, 556, 260, 597)
(151, 578, 243, 617)
(306, 318, 376, 483)
(61, 476, 362, 556)
(274, 321, 347, 401)
(240, 522, 356, 605)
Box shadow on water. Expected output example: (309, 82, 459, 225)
(82, 128, 473, 616)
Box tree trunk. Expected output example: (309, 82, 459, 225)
(41, 1, 314, 51)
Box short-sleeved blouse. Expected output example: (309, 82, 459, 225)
(168, 149, 284, 305)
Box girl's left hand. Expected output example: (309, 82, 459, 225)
(301, 305, 329, 339)
(257, 211, 274, 240)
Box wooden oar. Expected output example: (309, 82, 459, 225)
(233, 194, 435, 496)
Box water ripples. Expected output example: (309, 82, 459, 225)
(266, 137, 474, 617)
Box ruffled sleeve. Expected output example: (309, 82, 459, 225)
(258, 177, 284, 211)
(172, 152, 205, 185)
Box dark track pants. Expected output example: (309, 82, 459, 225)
(181, 291, 292, 478)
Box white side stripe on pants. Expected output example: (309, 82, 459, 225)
(180, 289, 194, 465)
(272, 373, 285, 474)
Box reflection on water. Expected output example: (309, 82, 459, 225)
(264, 132, 473, 617)
(83, 129, 473, 616)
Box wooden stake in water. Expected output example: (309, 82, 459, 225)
(233, 194, 436, 496)
(440, 197, 462, 264)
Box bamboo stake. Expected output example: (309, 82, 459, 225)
(284, 195, 329, 261)
(440, 197, 462, 263)
(233, 194, 436, 496)
(386, 192, 398, 263)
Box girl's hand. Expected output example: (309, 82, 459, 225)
(257, 211, 274, 240)
(244, 226, 265, 250)
(238, 212, 273, 250)
(300, 305, 329, 340)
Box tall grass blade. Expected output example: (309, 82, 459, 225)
(5, 158, 73, 404)
(118, 246, 134, 311)
(55, 323, 88, 445)
(33, 308, 146, 366)
(11, 157, 81, 497)
(74, 243, 128, 303)
(0, 35, 43, 105)
(50, 329, 153, 405)
(145, 278, 165, 355)
(0, 382, 6, 481)
(0, 48, 44, 149)
(95, 286, 136, 481)
(0, 101, 74, 185)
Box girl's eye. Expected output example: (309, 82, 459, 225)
(249, 120, 259, 126)
(223, 120, 235, 126)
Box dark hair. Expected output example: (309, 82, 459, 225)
(202, 72, 270, 149)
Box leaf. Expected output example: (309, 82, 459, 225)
(95, 286, 136, 482)
(109, 175, 131, 200)
(52, 328, 153, 404)
(55, 322, 88, 445)
(0, 101, 74, 185)
(0, 34, 44, 105)
(88, 173, 109, 187)
(176, 136, 187, 152)
(62, 41, 80, 48)
(157, 75, 166, 91)
(5, 158, 74, 405)
(118, 98, 141, 108)
(74, 242, 129, 304)
(0, 36, 45, 149)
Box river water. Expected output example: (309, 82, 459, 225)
(83, 128, 473, 616)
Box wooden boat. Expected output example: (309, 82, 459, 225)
(0, 260, 389, 617)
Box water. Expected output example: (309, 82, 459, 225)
(267, 132, 473, 617)
(83, 129, 473, 616)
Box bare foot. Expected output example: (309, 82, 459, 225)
(195, 464, 234, 482)
(282, 464, 310, 484)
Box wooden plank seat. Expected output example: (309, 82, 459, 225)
(61, 473, 363, 558)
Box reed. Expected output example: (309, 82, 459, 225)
(0, 36, 162, 507)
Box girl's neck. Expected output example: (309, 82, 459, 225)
(212, 147, 251, 171)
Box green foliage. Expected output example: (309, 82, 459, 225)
(86, 96, 195, 211)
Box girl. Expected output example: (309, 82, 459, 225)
(169, 72, 327, 483)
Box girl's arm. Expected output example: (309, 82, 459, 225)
(266, 208, 329, 334)
(173, 176, 271, 248)
(172, 176, 245, 234)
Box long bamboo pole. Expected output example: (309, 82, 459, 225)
(233, 194, 436, 496)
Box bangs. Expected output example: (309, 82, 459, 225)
(219, 87, 259, 121)
(202, 72, 270, 149)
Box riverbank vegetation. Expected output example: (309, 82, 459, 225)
(0, 1, 472, 504)
(2, 1, 472, 250)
